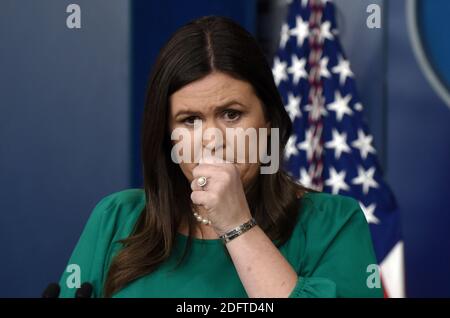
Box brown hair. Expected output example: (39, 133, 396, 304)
(103, 15, 309, 297)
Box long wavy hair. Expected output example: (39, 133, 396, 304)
(103, 15, 310, 297)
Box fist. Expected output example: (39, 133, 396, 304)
(190, 157, 253, 236)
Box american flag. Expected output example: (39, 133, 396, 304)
(273, 0, 405, 297)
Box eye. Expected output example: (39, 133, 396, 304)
(182, 116, 201, 126)
(223, 109, 242, 122)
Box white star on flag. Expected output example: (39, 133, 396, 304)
(332, 56, 354, 85)
(288, 55, 308, 85)
(285, 135, 299, 159)
(359, 202, 380, 224)
(279, 23, 290, 49)
(352, 166, 379, 195)
(325, 128, 351, 159)
(327, 91, 353, 121)
(304, 98, 328, 120)
(290, 16, 310, 47)
(352, 129, 376, 159)
(272, 57, 288, 86)
(320, 56, 331, 78)
(325, 167, 350, 194)
(320, 21, 334, 41)
(285, 92, 302, 121)
(297, 128, 320, 161)
(299, 168, 313, 188)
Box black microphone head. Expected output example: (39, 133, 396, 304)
(42, 283, 60, 298)
(75, 282, 93, 298)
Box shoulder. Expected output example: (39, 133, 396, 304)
(301, 191, 360, 212)
(88, 188, 146, 233)
(95, 188, 146, 211)
(293, 192, 369, 251)
(298, 192, 364, 229)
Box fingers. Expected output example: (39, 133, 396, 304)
(192, 164, 223, 180)
(190, 156, 238, 208)
(192, 162, 235, 178)
(199, 155, 232, 165)
(191, 190, 219, 207)
(191, 178, 204, 191)
(190, 189, 209, 206)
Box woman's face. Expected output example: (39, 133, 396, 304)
(168, 72, 270, 187)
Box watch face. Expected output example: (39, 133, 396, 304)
(408, 0, 450, 109)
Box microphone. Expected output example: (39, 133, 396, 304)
(42, 283, 60, 298)
(75, 282, 93, 298)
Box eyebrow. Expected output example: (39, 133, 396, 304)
(173, 100, 247, 118)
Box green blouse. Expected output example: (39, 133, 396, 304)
(58, 189, 383, 298)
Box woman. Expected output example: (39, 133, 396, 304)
(59, 16, 383, 298)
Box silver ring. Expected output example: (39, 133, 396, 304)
(197, 176, 207, 187)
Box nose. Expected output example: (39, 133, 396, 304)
(198, 120, 226, 158)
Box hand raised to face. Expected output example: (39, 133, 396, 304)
(190, 155, 253, 236)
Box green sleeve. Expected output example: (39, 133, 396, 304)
(58, 194, 118, 298)
(289, 194, 384, 298)
(288, 276, 337, 298)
